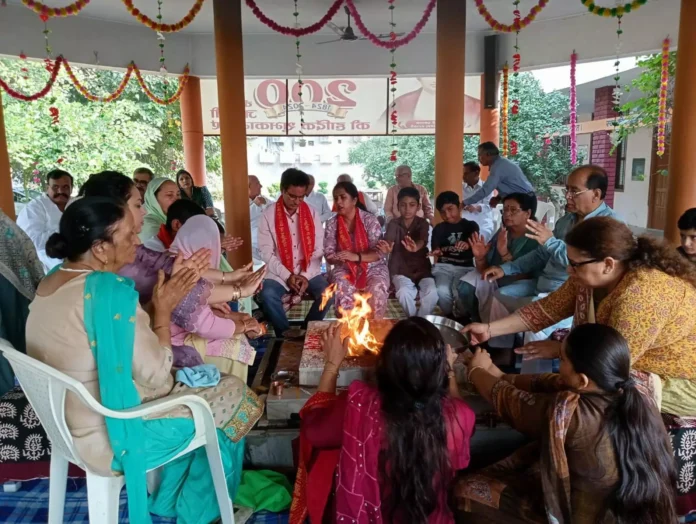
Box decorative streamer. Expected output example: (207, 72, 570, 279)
(121, 0, 205, 33)
(510, 0, 521, 156)
(0, 55, 64, 102)
(657, 37, 670, 157)
(502, 63, 510, 157)
(19, 52, 29, 81)
(580, 0, 648, 17)
(474, 0, 549, 33)
(245, 0, 344, 37)
(294, 0, 305, 135)
(389, 0, 398, 162)
(570, 51, 578, 164)
(21, 0, 90, 18)
(156, 0, 167, 73)
(610, 7, 623, 146)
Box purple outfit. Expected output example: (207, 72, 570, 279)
(324, 209, 390, 319)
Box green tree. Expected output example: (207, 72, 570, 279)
(616, 52, 677, 146)
(348, 135, 480, 195)
(1, 57, 183, 191)
(318, 181, 328, 194)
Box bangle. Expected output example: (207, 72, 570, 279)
(230, 285, 241, 302)
(221, 272, 226, 285)
(323, 363, 341, 378)
(467, 365, 485, 382)
(487, 323, 492, 340)
(153, 325, 169, 332)
(447, 370, 456, 379)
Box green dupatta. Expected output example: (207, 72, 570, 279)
(140, 177, 172, 242)
(83, 271, 151, 522)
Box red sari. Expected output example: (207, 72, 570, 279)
(290, 382, 476, 524)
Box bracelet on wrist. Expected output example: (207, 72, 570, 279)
(467, 365, 485, 382)
(221, 272, 226, 285)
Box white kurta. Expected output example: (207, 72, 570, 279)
(304, 191, 333, 223)
(17, 194, 68, 272)
(462, 180, 495, 241)
(250, 198, 269, 263)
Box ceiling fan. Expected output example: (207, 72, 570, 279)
(317, 6, 405, 45)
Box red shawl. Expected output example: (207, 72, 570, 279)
(332, 191, 367, 212)
(156, 224, 175, 250)
(275, 197, 315, 273)
(336, 210, 370, 289)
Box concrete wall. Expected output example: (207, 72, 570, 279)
(613, 127, 653, 228)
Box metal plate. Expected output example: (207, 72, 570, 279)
(424, 315, 471, 352)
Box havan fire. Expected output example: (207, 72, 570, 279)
(320, 285, 382, 357)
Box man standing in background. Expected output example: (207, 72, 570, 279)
(384, 165, 434, 223)
(461, 161, 495, 241)
(304, 174, 333, 223)
(334, 174, 380, 215)
(133, 167, 154, 199)
(249, 175, 268, 264)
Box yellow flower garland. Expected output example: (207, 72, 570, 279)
(580, 0, 648, 18)
(121, 0, 205, 33)
(21, 0, 89, 18)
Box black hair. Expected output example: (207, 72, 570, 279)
(573, 164, 609, 199)
(376, 317, 454, 523)
(332, 181, 367, 212)
(46, 169, 73, 186)
(133, 167, 155, 180)
(279, 168, 310, 192)
(463, 161, 481, 174)
(435, 191, 460, 211)
(397, 186, 420, 203)
(45, 197, 125, 262)
(502, 192, 537, 220)
(477, 141, 499, 157)
(78, 171, 134, 203)
(165, 199, 206, 232)
(678, 208, 696, 231)
(176, 169, 195, 188)
(564, 324, 677, 524)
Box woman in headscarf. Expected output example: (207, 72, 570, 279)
(0, 209, 44, 395)
(169, 215, 266, 381)
(140, 177, 180, 242)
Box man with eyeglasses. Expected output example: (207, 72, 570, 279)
(481, 165, 621, 370)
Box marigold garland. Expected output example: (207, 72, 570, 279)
(0, 55, 64, 101)
(133, 64, 190, 105)
(474, 0, 549, 33)
(346, 0, 435, 50)
(570, 51, 578, 164)
(580, 0, 648, 18)
(63, 59, 134, 102)
(21, 0, 89, 18)
(501, 63, 509, 157)
(245, 0, 344, 37)
(121, 0, 204, 33)
(656, 37, 670, 157)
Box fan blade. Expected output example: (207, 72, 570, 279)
(316, 38, 344, 45)
(326, 21, 345, 36)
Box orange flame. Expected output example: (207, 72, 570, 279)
(337, 293, 382, 356)
(319, 283, 337, 311)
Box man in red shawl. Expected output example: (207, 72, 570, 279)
(257, 168, 333, 336)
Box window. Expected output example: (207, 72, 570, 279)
(615, 140, 627, 191)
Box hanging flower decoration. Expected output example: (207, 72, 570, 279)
(121, 0, 204, 32)
(501, 63, 510, 157)
(510, 140, 518, 156)
(294, 0, 305, 135)
(49, 106, 60, 126)
(580, 0, 648, 17)
(345, 0, 435, 49)
(474, 0, 549, 33)
(0, 55, 64, 101)
(245, 0, 344, 37)
(40, 14, 53, 59)
(388, 0, 398, 161)
(609, 11, 623, 147)
(63, 59, 134, 102)
(656, 37, 670, 157)
(570, 51, 578, 164)
(21, 0, 89, 17)
(509, 0, 521, 155)
(19, 52, 29, 81)
(133, 64, 190, 105)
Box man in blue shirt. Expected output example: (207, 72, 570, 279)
(464, 142, 534, 207)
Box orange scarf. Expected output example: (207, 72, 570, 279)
(275, 198, 315, 273)
(332, 191, 366, 212)
(337, 210, 370, 289)
(156, 224, 175, 249)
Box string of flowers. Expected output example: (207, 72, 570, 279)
(389, 0, 398, 162)
(474, 0, 549, 33)
(510, 0, 521, 156)
(570, 51, 578, 164)
(293, 0, 305, 135)
(133, 64, 189, 105)
(245, 0, 343, 37)
(121, 0, 204, 33)
(0, 55, 64, 101)
(156, 0, 167, 72)
(345, 0, 435, 49)
(580, 0, 648, 17)
(501, 63, 509, 157)
(19, 52, 29, 81)
(21, 0, 89, 18)
(63, 59, 133, 102)
(609, 9, 623, 147)
(40, 13, 53, 59)
(657, 37, 670, 157)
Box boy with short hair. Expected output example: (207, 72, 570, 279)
(377, 187, 437, 317)
(430, 191, 480, 317)
(678, 208, 696, 264)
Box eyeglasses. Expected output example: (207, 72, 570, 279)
(568, 258, 601, 268)
(284, 192, 306, 201)
(564, 188, 590, 199)
(502, 207, 522, 216)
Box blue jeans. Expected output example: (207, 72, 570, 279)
(258, 276, 334, 336)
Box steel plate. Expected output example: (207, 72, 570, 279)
(424, 315, 471, 352)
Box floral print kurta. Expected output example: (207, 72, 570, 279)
(324, 209, 390, 318)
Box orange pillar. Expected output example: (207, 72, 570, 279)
(479, 74, 499, 181)
(212, 0, 251, 267)
(0, 97, 14, 220)
(665, 0, 696, 245)
(180, 76, 207, 187)
(434, 0, 466, 215)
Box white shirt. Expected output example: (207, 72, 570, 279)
(304, 191, 333, 223)
(362, 193, 380, 215)
(250, 197, 269, 262)
(17, 194, 68, 272)
(462, 180, 495, 241)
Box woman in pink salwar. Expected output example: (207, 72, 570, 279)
(324, 182, 390, 318)
(169, 215, 265, 382)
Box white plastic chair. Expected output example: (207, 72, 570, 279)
(535, 200, 556, 229)
(0, 339, 235, 524)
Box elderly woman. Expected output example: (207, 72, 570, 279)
(324, 181, 390, 319)
(27, 197, 263, 523)
(140, 177, 180, 242)
(177, 169, 216, 217)
(464, 216, 696, 417)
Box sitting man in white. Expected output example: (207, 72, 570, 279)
(461, 161, 495, 241)
(257, 168, 334, 337)
(304, 174, 333, 223)
(334, 174, 380, 215)
(249, 174, 269, 265)
(17, 169, 73, 272)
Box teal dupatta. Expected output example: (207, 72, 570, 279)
(83, 271, 152, 522)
